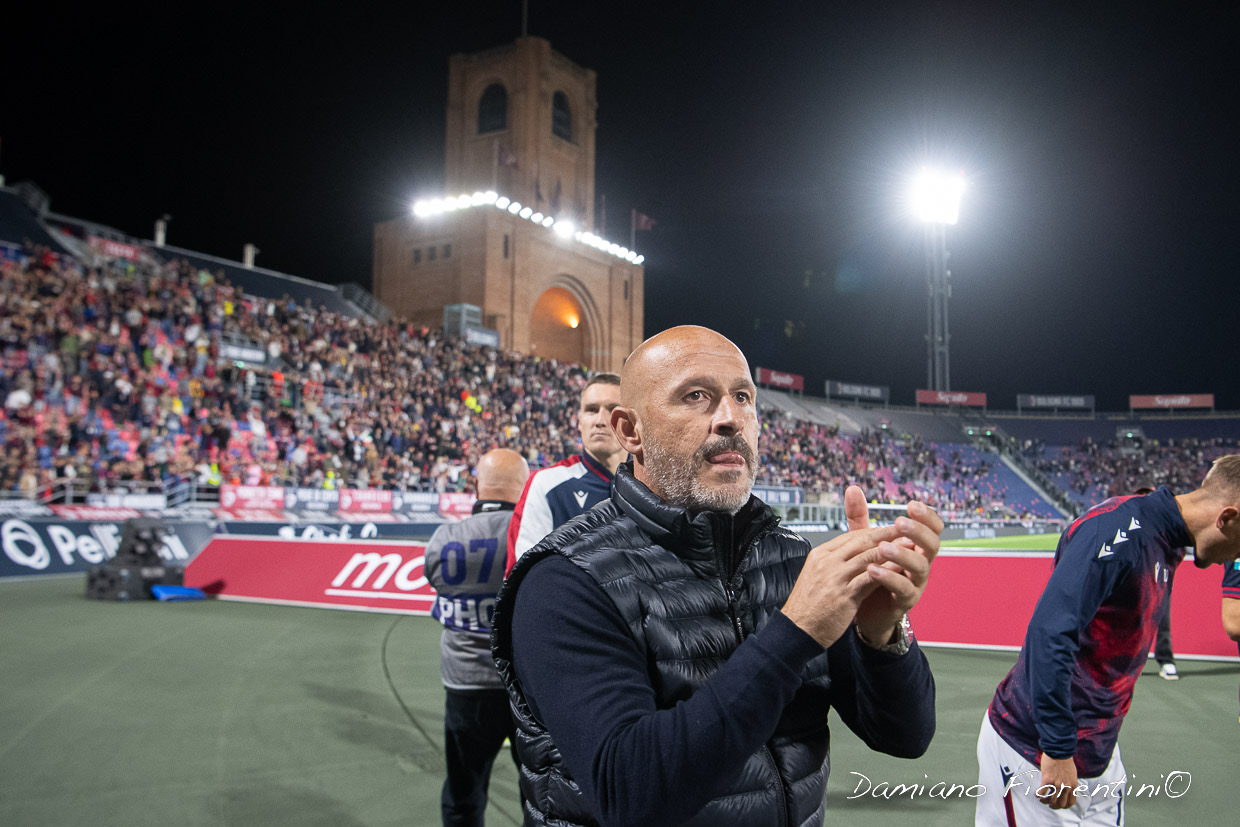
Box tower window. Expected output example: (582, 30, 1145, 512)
(552, 91, 573, 142)
(428, 246, 437, 262)
(443, 244, 452, 259)
(503, 234, 510, 259)
(478, 83, 507, 134)
(412, 249, 421, 267)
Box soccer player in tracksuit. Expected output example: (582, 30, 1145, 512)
(423, 449, 529, 827)
(505, 372, 624, 573)
(1224, 559, 1240, 724)
(1223, 560, 1240, 656)
(976, 454, 1240, 826)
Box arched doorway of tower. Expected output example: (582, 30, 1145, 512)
(528, 279, 600, 368)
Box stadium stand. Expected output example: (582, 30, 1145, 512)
(2, 183, 1237, 523)
(0, 186, 67, 254)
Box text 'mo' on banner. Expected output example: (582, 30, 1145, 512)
(185, 536, 435, 615)
(915, 389, 987, 408)
(827, 380, 890, 404)
(1129, 393, 1215, 411)
(755, 367, 804, 393)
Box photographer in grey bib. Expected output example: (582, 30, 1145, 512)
(424, 448, 529, 826)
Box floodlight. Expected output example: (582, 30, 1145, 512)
(495, 196, 510, 209)
(541, 216, 555, 227)
(634, 255, 645, 264)
(554, 220, 575, 237)
(911, 168, 965, 224)
(530, 212, 544, 223)
(519, 207, 533, 219)
(508, 202, 522, 214)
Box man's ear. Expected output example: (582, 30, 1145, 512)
(609, 406, 643, 456)
(1218, 505, 1240, 535)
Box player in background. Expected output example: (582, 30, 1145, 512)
(1223, 559, 1240, 724)
(423, 449, 529, 826)
(505, 372, 623, 573)
(1222, 558, 1240, 654)
(976, 454, 1240, 826)
(1133, 484, 1186, 680)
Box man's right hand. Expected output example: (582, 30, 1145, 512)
(781, 486, 934, 648)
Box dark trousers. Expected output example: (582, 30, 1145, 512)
(1155, 565, 1176, 666)
(442, 688, 517, 827)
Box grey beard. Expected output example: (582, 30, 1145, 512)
(643, 433, 757, 515)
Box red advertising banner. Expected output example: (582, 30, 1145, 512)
(219, 484, 285, 510)
(1129, 394, 1215, 410)
(87, 235, 145, 261)
(915, 389, 988, 407)
(180, 539, 1238, 658)
(912, 551, 1236, 658)
(438, 493, 477, 522)
(337, 512, 402, 523)
(338, 488, 393, 513)
(214, 508, 290, 522)
(49, 505, 143, 521)
(755, 367, 805, 392)
(184, 536, 435, 615)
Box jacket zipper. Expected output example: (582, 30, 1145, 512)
(721, 512, 779, 644)
(718, 516, 745, 644)
(724, 511, 788, 825)
(725, 584, 744, 644)
(760, 745, 789, 827)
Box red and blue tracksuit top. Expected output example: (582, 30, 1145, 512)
(989, 487, 1190, 777)
(505, 451, 614, 574)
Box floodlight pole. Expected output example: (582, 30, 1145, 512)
(924, 222, 951, 392)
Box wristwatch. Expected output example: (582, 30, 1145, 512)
(856, 614, 912, 655)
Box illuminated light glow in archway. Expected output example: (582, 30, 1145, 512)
(530, 286, 591, 365)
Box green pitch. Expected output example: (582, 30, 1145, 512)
(2, 576, 1233, 825)
(940, 533, 1062, 550)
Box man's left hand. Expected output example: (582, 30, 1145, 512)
(851, 498, 943, 646)
(1038, 754, 1079, 810)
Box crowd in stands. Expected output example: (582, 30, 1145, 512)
(0, 245, 584, 499)
(2, 240, 1236, 519)
(758, 416, 1022, 517)
(1023, 436, 1240, 507)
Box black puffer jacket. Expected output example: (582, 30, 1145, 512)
(493, 463, 927, 826)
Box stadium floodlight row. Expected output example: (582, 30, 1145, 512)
(412, 190, 645, 264)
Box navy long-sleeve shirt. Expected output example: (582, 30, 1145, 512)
(989, 487, 1190, 777)
(511, 553, 936, 827)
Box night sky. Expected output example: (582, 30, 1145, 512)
(5, 2, 1238, 411)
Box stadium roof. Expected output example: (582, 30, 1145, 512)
(148, 243, 359, 317)
(3, 184, 374, 320)
(0, 187, 70, 252)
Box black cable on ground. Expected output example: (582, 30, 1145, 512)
(381, 615, 440, 754)
(380, 614, 522, 825)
